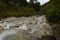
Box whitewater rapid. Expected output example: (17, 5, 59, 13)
(0, 29, 17, 40)
(0, 15, 53, 40)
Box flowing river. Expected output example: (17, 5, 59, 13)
(0, 15, 53, 40)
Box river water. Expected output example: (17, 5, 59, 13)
(0, 15, 53, 40)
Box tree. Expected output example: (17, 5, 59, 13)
(29, 0, 40, 11)
(41, 0, 60, 24)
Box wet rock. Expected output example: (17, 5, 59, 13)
(0, 26, 3, 29)
(53, 25, 60, 40)
(40, 35, 57, 40)
(16, 22, 23, 26)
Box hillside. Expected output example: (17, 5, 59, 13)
(40, 0, 60, 24)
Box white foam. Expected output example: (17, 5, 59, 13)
(0, 15, 52, 40)
(16, 24, 28, 30)
(0, 30, 17, 40)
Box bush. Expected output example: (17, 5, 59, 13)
(40, 0, 60, 24)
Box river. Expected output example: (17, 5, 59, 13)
(0, 15, 53, 40)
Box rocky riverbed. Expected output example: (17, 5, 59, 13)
(0, 15, 53, 40)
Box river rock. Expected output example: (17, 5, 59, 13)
(40, 35, 57, 40)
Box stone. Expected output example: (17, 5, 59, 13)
(40, 35, 57, 40)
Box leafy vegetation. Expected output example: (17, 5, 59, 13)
(0, 0, 40, 18)
(40, 0, 60, 24)
(0, 0, 60, 24)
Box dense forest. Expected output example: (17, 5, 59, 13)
(40, 0, 60, 24)
(0, 0, 60, 24)
(0, 0, 40, 17)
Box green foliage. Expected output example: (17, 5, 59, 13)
(29, 0, 40, 11)
(0, 0, 41, 18)
(41, 0, 60, 24)
(53, 25, 60, 40)
(0, 7, 36, 18)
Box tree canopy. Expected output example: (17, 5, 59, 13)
(0, 0, 41, 18)
(40, 0, 60, 24)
